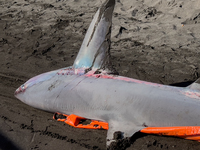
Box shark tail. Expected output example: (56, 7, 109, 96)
(141, 126, 200, 142)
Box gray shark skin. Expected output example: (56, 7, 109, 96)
(73, 0, 114, 70)
(15, 0, 200, 147)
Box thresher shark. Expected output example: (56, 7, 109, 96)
(15, 0, 200, 146)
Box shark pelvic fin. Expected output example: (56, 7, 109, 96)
(187, 78, 200, 91)
(73, 0, 115, 72)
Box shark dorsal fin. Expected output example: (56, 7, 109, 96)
(73, 0, 115, 72)
(187, 78, 200, 91)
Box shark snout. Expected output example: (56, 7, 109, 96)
(14, 87, 21, 95)
(14, 84, 26, 96)
(15, 70, 57, 97)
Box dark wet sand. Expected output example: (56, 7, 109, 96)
(0, 0, 200, 149)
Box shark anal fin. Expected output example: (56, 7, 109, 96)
(141, 126, 200, 142)
(53, 113, 108, 130)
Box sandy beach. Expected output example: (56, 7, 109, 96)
(1, 0, 200, 149)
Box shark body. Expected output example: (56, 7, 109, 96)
(15, 0, 200, 146)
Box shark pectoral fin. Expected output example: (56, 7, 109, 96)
(106, 121, 144, 146)
(53, 113, 108, 130)
(141, 126, 200, 142)
(187, 78, 200, 91)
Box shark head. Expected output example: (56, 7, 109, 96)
(14, 67, 85, 112)
(14, 70, 58, 110)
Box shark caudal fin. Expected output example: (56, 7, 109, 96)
(187, 78, 200, 91)
(73, 0, 115, 72)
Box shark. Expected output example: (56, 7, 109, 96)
(15, 0, 200, 147)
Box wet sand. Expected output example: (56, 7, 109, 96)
(0, 0, 200, 149)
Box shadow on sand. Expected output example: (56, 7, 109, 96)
(0, 131, 22, 150)
(170, 80, 195, 87)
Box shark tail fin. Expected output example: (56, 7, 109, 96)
(73, 0, 115, 73)
(187, 78, 200, 91)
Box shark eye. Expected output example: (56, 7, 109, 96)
(21, 84, 25, 90)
